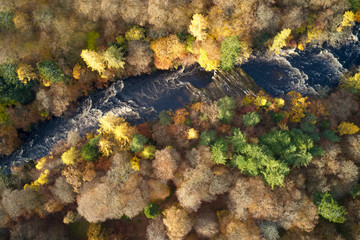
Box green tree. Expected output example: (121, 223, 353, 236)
(101, 46, 125, 70)
(144, 202, 160, 219)
(350, 184, 360, 198)
(130, 134, 148, 153)
(321, 129, 340, 142)
(37, 60, 69, 84)
(81, 136, 100, 162)
(0, 62, 36, 104)
(217, 96, 236, 124)
(350, 0, 360, 12)
(0, 8, 14, 32)
(227, 128, 247, 150)
(141, 145, 156, 159)
(316, 192, 347, 223)
(220, 36, 241, 71)
(86, 31, 100, 51)
(262, 159, 289, 189)
(259, 129, 314, 168)
(158, 110, 172, 125)
(210, 138, 228, 165)
(242, 111, 261, 127)
(269, 111, 284, 123)
(199, 130, 216, 146)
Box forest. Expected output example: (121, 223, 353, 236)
(1, 0, 360, 239)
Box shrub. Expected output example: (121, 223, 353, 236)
(144, 203, 160, 219)
(316, 192, 347, 223)
(37, 60, 69, 84)
(242, 111, 261, 127)
(130, 134, 148, 152)
(217, 96, 236, 124)
(81, 136, 100, 162)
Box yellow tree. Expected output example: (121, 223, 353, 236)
(189, 13, 209, 41)
(337, 122, 359, 136)
(98, 138, 113, 157)
(125, 26, 145, 41)
(150, 35, 186, 70)
(80, 49, 106, 75)
(98, 112, 137, 151)
(341, 72, 360, 91)
(187, 128, 199, 140)
(17, 63, 37, 84)
(337, 11, 355, 32)
(269, 28, 291, 55)
(285, 91, 310, 123)
(61, 147, 79, 165)
(196, 37, 221, 71)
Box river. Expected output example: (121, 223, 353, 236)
(2, 25, 360, 169)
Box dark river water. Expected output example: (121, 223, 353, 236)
(2, 25, 360, 169)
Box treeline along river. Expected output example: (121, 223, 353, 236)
(2, 24, 360, 169)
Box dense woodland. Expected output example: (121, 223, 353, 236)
(1, 0, 360, 239)
(0, 0, 358, 156)
(2, 87, 360, 239)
